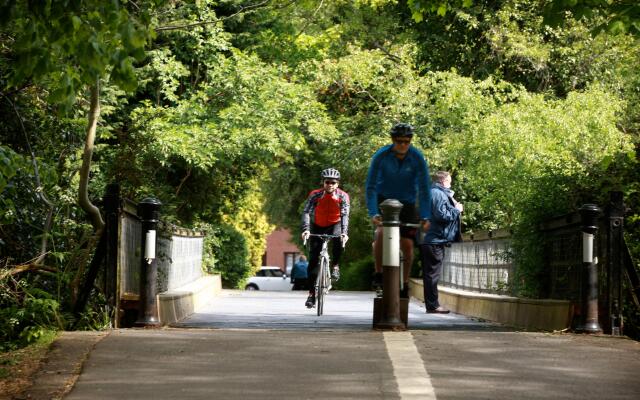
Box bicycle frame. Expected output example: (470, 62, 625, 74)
(304, 233, 342, 316)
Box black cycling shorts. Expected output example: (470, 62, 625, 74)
(377, 197, 419, 239)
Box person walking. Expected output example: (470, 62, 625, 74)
(421, 171, 463, 313)
(365, 123, 431, 297)
(301, 168, 350, 308)
(290, 255, 309, 291)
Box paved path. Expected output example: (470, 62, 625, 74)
(60, 290, 640, 400)
(174, 290, 503, 331)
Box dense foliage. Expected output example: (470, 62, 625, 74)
(1, 0, 638, 344)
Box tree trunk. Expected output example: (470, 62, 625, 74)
(78, 81, 105, 232)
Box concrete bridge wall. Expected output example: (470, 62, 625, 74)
(409, 278, 572, 331)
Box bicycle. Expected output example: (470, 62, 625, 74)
(304, 233, 343, 316)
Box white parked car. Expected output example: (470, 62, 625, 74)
(245, 266, 293, 291)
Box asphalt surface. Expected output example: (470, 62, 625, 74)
(173, 290, 503, 331)
(55, 290, 640, 399)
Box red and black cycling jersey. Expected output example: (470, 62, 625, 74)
(302, 188, 350, 234)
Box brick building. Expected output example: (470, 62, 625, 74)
(262, 228, 303, 275)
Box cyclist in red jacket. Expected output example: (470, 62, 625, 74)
(301, 168, 350, 308)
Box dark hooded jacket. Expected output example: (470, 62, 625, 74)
(422, 183, 462, 244)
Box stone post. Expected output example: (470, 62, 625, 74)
(373, 199, 406, 330)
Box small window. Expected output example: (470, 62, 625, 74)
(272, 269, 283, 277)
(257, 270, 266, 277)
(285, 252, 301, 275)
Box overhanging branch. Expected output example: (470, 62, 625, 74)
(155, 0, 272, 32)
(1, 262, 57, 280)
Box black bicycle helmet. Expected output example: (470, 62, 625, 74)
(321, 168, 341, 180)
(390, 123, 414, 137)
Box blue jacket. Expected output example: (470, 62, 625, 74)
(365, 145, 432, 220)
(422, 183, 462, 244)
(291, 260, 308, 280)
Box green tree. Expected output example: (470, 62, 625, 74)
(1, 0, 158, 233)
(407, 0, 640, 36)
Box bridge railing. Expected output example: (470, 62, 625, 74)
(440, 192, 627, 334)
(115, 197, 206, 327)
(440, 229, 513, 295)
(156, 222, 205, 292)
(119, 199, 205, 297)
(540, 193, 626, 334)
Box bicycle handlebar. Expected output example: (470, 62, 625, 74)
(303, 233, 345, 247)
(307, 233, 342, 238)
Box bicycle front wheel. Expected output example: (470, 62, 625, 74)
(317, 256, 328, 316)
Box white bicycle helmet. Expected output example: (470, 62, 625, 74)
(321, 168, 341, 180)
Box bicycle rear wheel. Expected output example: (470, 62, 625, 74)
(317, 256, 328, 316)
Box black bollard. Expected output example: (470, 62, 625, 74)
(373, 199, 406, 330)
(574, 204, 602, 334)
(136, 197, 162, 327)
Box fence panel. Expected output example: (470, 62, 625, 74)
(157, 228, 204, 292)
(437, 193, 626, 335)
(119, 208, 142, 299)
(117, 204, 205, 297)
(441, 230, 513, 295)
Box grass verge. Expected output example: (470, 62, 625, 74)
(0, 330, 59, 398)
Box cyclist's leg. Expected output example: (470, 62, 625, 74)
(399, 202, 419, 298)
(329, 223, 343, 265)
(306, 226, 322, 307)
(329, 223, 343, 279)
(307, 227, 323, 289)
(372, 227, 383, 286)
(399, 238, 413, 298)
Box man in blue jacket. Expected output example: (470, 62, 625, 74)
(421, 171, 463, 313)
(366, 123, 432, 297)
(290, 255, 309, 291)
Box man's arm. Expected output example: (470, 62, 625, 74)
(365, 149, 383, 218)
(301, 192, 315, 234)
(432, 190, 461, 222)
(415, 150, 432, 221)
(340, 190, 351, 235)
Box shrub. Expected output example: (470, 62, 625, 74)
(336, 255, 375, 291)
(434, 86, 634, 297)
(0, 287, 64, 351)
(207, 224, 250, 288)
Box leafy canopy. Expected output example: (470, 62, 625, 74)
(0, 0, 160, 108)
(407, 0, 640, 35)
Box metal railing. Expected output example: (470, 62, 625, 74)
(118, 199, 205, 299)
(157, 222, 205, 292)
(440, 229, 513, 295)
(119, 206, 142, 299)
(539, 193, 626, 334)
(439, 192, 628, 335)
(540, 211, 586, 301)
